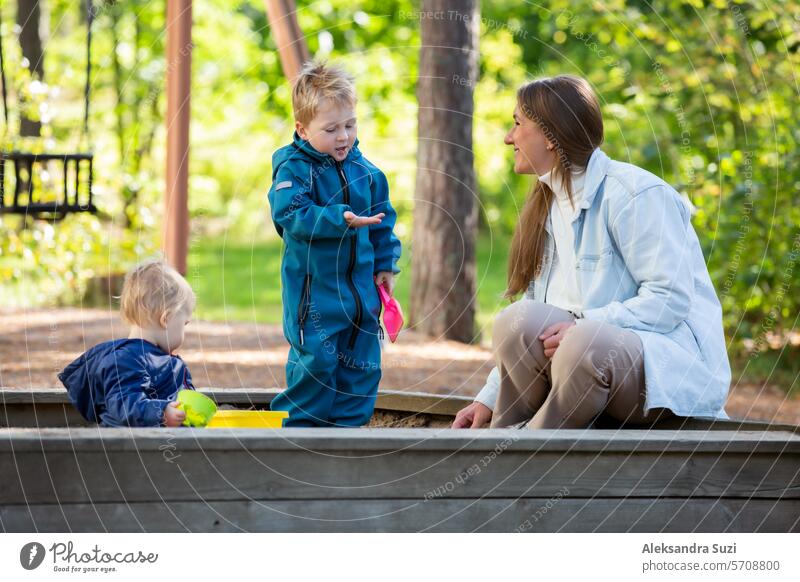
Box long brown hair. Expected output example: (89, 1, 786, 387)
(505, 75, 604, 298)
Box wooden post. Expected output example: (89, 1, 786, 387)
(264, 0, 310, 81)
(163, 0, 192, 275)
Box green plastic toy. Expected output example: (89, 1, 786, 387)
(176, 390, 217, 427)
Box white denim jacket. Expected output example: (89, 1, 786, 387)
(476, 148, 731, 418)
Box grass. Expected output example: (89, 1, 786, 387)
(2, 227, 787, 394)
(189, 232, 512, 343)
(730, 346, 800, 397)
(189, 236, 285, 324)
(187, 233, 799, 395)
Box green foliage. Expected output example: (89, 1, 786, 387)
(1, 0, 798, 366)
(188, 230, 507, 336)
(0, 213, 157, 307)
(475, 0, 800, 352)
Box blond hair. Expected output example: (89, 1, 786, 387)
(292, 60, 356, 125)
(120, 260, 195, 328)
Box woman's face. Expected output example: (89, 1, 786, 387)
(505, 105, 557, 175)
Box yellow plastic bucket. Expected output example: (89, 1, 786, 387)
(206, 410, 288, 428)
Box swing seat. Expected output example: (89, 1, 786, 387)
(0, 3, 98, 220)
(0, 151, 96, 219)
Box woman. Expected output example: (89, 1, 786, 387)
(453, 75, 730, 429)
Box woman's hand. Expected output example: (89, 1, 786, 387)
(539, 321, 576, 358)
(163, 401, 186, 427)
(452, 401, 492, 428)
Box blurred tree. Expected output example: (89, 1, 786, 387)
(410, 0, 480, 342)
(106, 0, 165, 227)
(16, 0, 43, 136)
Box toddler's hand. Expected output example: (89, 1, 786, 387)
(375, 272, 395, 295)
(344, 210, 384, 228)
(163, 401, 186, 427)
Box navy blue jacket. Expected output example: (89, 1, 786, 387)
(268, 133, 401, 348)
(58, 339, 195, 427)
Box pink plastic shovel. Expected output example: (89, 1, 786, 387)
(377, 284, 404, 343)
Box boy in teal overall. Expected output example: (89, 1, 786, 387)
(268, 62, 401, 427)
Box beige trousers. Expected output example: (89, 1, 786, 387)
(489, 301, 672, 429)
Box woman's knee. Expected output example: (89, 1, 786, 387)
(551, 320, 641, 389)
(492, 301, 526, 353)
(550, 321, 606, 382)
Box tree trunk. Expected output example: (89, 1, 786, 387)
(16, 0, 43, 137)
(409, 0, 480, 343)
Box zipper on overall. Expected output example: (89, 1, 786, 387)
(335, 160, 363, 349)
(298, 274, 312, 345)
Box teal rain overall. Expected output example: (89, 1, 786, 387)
(267, 133, 401, 426)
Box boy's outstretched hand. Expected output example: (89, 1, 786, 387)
(344, 210, 384, 228)
(163, 401, 186, 427)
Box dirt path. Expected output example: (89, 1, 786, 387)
(1, 308, 798, 425)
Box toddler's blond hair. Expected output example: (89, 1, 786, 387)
(120, 260, 195, 328)
(292, 60, 356, 125)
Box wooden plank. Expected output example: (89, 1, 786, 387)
(3, 498, 798, 533)
(3, 388, 799, 434)
(2, 429, 797, 503)
(0, 387, 472, 413)
(375, 390, 473, 416)
(192, 388, 471, 416)
(0, 390, 464, 428)
(0, 388, 80, 403)
(651, 415, 800, 435)
(2, 427, 798, 453)
(0, 402, 88, 428)
(0, 403, 454, 429)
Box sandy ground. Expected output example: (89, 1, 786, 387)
(1, 308, 798, 425)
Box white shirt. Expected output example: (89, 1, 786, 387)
(538, 169, 586, 313)
(476, 148, 731, 419)
(475, 169, 586, 411)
